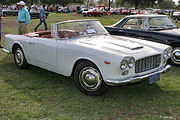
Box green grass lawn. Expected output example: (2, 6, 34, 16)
(0, 13, 180, 120)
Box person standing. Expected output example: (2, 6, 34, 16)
(34, 5, 48, 32)
(17, 1, 30, 35)
(0, 5, 3, 48)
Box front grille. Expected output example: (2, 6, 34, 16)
(135, 54, 161, 73)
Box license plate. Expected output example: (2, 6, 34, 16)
(149, 73, 160, 84)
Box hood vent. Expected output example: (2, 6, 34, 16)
(131, 46, 144, 50)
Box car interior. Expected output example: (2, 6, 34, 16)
(123, 18, 143, 30)
(24, 30, 79, 39)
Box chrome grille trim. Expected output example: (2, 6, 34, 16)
(135, 54, 161, 73)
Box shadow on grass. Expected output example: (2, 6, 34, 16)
(1, 53, 180, 119)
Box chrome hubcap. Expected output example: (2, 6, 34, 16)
(15, 48, 24, 66)
(171, 48, 180, 64)
(79, 67, 102, 91)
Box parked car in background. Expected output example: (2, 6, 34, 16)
(105, 14, 180, 65)
(82, 9, 108, 17)
(119, 7, 130, 15)
(58, 7, 71, 13)
(173, 11, 180, 21)
(30, 8, 49, 18)
(48, 6, 54, 12)
(3, 19, 171, 95)
(77, 8, 88, 14)
(82, 9, 102, 17)
(2, 8, 18, 17)
(110, 8, 119, 15)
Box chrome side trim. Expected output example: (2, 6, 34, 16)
(106, 65, 171, 86)
(3, 48, 11, 54)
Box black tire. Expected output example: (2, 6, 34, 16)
(14, 45, 29, 69)
(170, 45, 180, 66)
(99, 14, 102, 17)
(74, 61, 108, 96)
(3, 13, 7, 17)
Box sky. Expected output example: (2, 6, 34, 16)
(173, 0, 178, 5)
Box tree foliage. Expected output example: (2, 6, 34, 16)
(0, 0, 19, 5)
(115, 0, 167, 9)
(0, 0, 176, 9)
(0, 0, 85, 6)
(157, 0, 175, 9)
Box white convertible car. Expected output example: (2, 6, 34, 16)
(3, 19, 171, 95)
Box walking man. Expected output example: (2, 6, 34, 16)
(17, 1, 30, 35)
(0, 5, 3, 48)
(34, 5, 48, 32)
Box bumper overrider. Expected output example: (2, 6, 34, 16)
(106, 65, 171, 86)
(3, 48, 11, 54)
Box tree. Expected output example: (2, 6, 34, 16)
(84, 0, 90, 8)
(118, 0, 165, 9)
(176, 0, 180, 9)
(0, 0, 19, 5)
(97, 0, 103, 5)
(128, 0, 141, 8)
(89, 0, 96, 6)
(157, 0, 175, 9)
(108, 0, 113, 10)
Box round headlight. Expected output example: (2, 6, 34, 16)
(128, 58, 135, 68)
(163, 50, 168, 58)
(168, 48, 172, 57)
(120, 60, 128, 70)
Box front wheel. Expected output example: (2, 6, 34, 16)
(171, 47, 180, 65)
(74, 61, 108, 96)
(14, 46, 29, 69)
(3, 13, 7, 17)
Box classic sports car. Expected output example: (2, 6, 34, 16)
(105, 14, 180, 65)
(3, 19, 171, 95)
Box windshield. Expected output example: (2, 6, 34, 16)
(149, 16, 176, 30)
(57, 20, 108, 39)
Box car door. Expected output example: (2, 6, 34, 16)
(112, 17, 158, 40)
(28, 37, 57, 71)
(119, 17, 146, 36)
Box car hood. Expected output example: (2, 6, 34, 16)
(157, 28, 180, 35)
(76, 35, 163, 57)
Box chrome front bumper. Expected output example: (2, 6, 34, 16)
(3, 48, 11, 54)
(106, 65, 171, 86)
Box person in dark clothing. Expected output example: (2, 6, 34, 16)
(34, 4, 48, 32)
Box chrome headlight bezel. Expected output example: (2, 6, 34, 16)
(163, 49, 168, 59)
(120, 60, 128, 70)
(128, 58, 135, 68)
(120, 57, 136, 70)
(163, 47, 173, 59)
(167, 47, 172, 57)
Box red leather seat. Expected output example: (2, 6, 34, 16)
(58, 31, 78, 38)
(41, 34, 51, 38)
(36, 30, 51, 37)
(24, 32, 39, 37)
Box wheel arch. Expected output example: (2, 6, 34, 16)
(71, 58, 100, 77)
(170, 43, 180, 48)
(12, 42, 23, 54)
